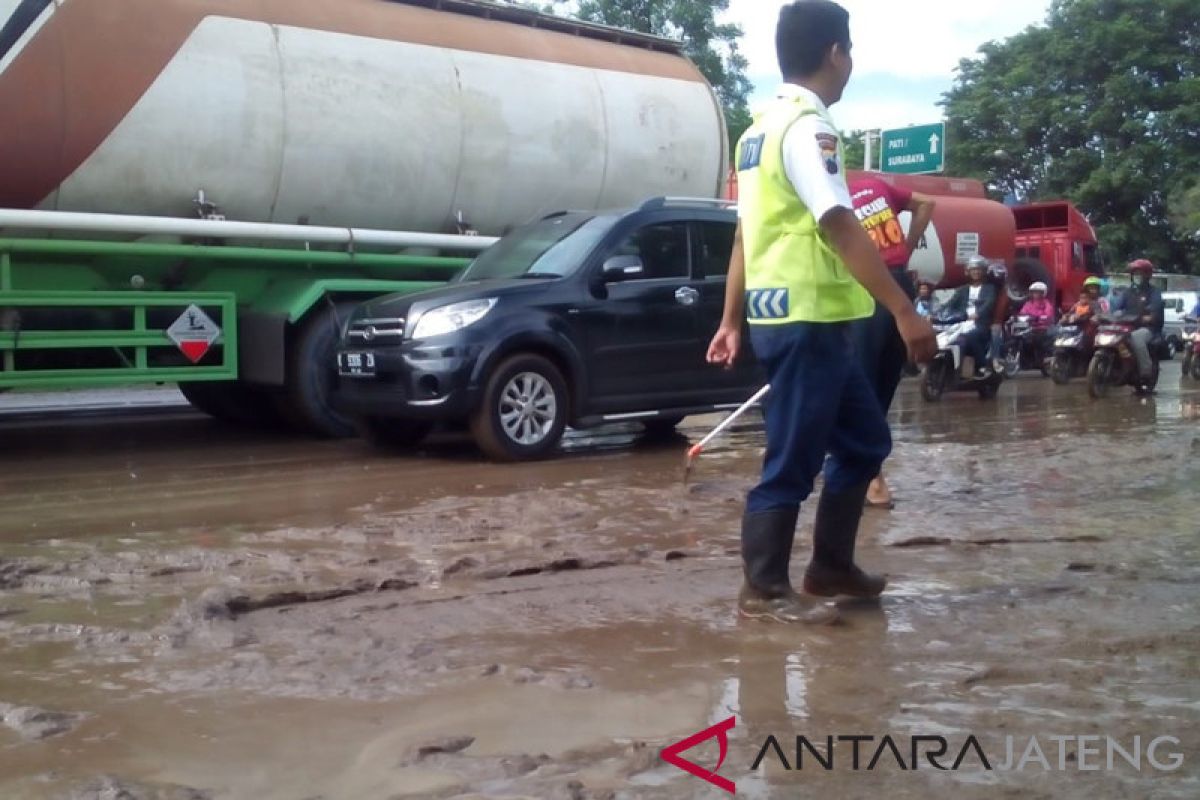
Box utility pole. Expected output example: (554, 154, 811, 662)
(863, 130, 880, 171)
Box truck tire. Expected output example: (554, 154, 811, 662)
(179, 381, 281, 427)
(278, 301, 358, 438)
(1007, 258, 1055, 308)
(642, 415, 686, 438)
(470, 353, 569, 462)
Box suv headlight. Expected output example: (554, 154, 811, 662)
(411, 298, 498, 339)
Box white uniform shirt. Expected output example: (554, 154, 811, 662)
(968, 285, 982, 317)
(767, 84, 854, 222)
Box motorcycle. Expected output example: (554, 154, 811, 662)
(1000, 315, 1053, 378)
(921, 313, 1004, 401)
(1049, 318, 1096, 385)
(1086, 314, 1165, 399)
(1180, 318, 1200, 380)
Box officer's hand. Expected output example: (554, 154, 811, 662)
(896, 309, 937, 364)
(706, 325, 741, 370)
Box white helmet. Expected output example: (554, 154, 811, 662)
(1029, 281, 1048, 293)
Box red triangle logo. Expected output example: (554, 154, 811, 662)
(179, 340, 211, 363)
(660, 716, 736, 794)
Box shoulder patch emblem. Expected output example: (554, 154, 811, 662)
(816, 133, 840, 175)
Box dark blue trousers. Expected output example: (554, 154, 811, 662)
(851, 268, 915, 417)
(746, 321, 892, 514)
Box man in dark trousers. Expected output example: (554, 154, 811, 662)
(943, 256, 997, 375)
(706, 0, 936, 625)
(848, 174, 936, 509)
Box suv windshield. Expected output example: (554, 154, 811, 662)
(459, 214, 615, 281)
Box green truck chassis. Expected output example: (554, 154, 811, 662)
(0, 237, 472, 436)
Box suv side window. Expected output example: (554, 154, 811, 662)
(609, 222, 691, 280)
(694, 220, 736, 278)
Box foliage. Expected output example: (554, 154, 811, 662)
(940, 0, 1200, 271)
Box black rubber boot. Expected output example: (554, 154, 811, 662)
(738, 508, 839, 625)
(802, 483, 887, 598)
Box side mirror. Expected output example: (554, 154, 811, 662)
(602, 255, 644, 282)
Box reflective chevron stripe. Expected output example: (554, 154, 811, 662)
(745, 288, 790, 320)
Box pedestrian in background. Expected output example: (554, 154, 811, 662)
(848, 174, 935, 509)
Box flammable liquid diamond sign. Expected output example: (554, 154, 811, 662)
(167, 305, 221, 364)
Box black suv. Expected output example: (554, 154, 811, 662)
(331, 197, 765, 461)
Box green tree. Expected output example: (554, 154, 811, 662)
(940, 0, 1200, 272)
(1169, 182, 1200, 241)
(548, 1, 753, 151)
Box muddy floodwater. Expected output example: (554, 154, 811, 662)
(1, 373, 1198, 799)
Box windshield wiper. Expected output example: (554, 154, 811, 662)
(516, 272, 563, 279)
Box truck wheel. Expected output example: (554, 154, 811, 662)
(179, 381, 280, 427)
(1007, 258, 1054, 307)
(278, 301, 358, 438)
(470, 353, 568, 462)
(1087, 352, 1112, 399)
(642, 415, 686, 438)
(357, 416, 434, 450)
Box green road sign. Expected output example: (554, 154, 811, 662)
(881, 123, 945, 175)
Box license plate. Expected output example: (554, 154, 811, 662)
(338, 351, 376, 376)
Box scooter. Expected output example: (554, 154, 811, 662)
(1049, 317, 1097, 385)
(921, 313, 1004, 401)
(1086, 314, 1164, 399)
(1180, 318, 1200, 380)
(1001, 315, 1053, 378)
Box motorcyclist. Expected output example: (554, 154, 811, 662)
(914, 281, 936, 318)
(1111, 259, 1165, 389)
(1016, 281, 1056, 355)
(1018, 282, 1056, 327)
(1064, 277, 1103, 324)
(943, 255, 996, 375)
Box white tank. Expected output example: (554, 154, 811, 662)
(0, 0, 728, 235)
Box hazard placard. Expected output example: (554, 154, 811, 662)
(167, 305, 221, 364)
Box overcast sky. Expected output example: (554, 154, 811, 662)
(722, 0, 1051, 133)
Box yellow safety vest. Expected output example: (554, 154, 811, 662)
(735, 94, 874, 325)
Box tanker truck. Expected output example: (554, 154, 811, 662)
(850, 171, 1104, 310)
(0, 0, 728, 436)
(726, 167, 1105, 309)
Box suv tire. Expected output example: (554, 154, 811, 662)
(470, 353, 568, 461)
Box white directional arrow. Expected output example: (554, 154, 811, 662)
(929, 133, 941, 155)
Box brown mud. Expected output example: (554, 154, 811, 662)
(1, 373, 1199, 799)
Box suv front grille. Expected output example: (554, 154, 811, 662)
(347, 317, 406, 343)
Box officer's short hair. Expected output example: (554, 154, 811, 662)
(776, 0, 851, 78)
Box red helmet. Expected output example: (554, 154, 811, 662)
(1128, 259, 1154, 276)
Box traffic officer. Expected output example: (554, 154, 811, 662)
(707, 0, 936, 625)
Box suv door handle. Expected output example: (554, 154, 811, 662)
(675, 286, 699, 306)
